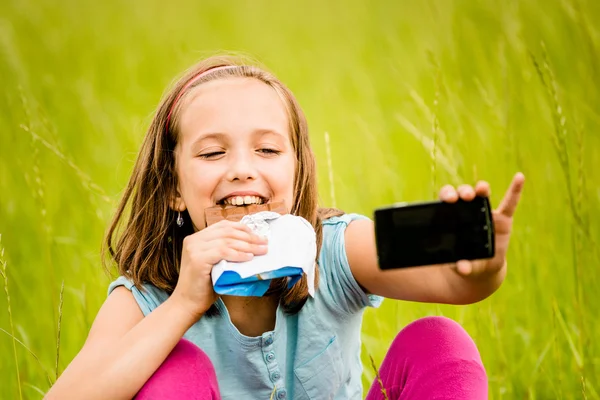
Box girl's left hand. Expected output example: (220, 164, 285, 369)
(439, 172, 526, 277)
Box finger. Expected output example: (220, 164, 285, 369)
(208, 221, 268, 244)
(474, 180, 491, 197)
(439, 185, 458, 203)
(198, 239, 268, 266)
(456, 260, 472, 276)
(457, 184, 476, 201)
(211, 219, 255, 234)
(497, 172, 526, 217)
(208, 247, 256, 264)
(209, 238, 269, 257)
(186, 242, 255, 267)
(223, 226, 269, 244)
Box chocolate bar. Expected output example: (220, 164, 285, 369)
(205, 201, 288, 226)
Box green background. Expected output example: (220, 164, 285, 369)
(1, 0, 599, 398)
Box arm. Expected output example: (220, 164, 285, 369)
(345, 218, 506, 304)
(45, 287, 199, 400)
(346, 173, 524, 305)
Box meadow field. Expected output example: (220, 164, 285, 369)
(0, 0, 599, 398)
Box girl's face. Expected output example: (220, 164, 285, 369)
(173, 77, 296, 230)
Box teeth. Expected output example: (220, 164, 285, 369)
(223, 196, 264, 206)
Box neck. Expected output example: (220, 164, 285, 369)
(220, 294, 280, 337)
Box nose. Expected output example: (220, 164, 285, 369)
(225, 151, 258, 182)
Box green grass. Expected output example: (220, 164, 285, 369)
(1, 0, 599, 398)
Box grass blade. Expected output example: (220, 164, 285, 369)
(324, 131, 337, 208)
(395, 113, 462, 185)
(529, 334, 553, 384)
(1, 235, 23, 400)
(55, 280, 65, 381)
(23, 382, 47, 398)
(553, 301, 582, 369)
(0, 327, 53, 386)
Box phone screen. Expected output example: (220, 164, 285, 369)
(374, 197, 494, 269)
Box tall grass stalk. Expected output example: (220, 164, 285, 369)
(324, 131, 337, 208)
(369, 353, 389, 400)
(54, 280, 65, 382)
(0, 235, 23, 400)
(430, 58, 441, 198)
(574, 121, 588, 396)
(531, 44, 595, 389)
(569, 0, 599, 79)
(530, 45, 595, 253)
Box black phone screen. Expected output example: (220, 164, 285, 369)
(374, 196, 494, 269)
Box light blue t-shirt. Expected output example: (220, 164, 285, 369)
(108, 213, 383, 400)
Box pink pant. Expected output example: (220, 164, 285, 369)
(135, 316, 487, 399)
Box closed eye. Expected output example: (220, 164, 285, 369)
(257, 148, 281, 155)
(198, 151, 225, 159)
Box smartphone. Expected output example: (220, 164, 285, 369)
(373, 196, 495, 269)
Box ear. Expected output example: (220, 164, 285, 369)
(170, 184, 187, 212)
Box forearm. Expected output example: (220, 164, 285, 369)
(441, 261, 507, 305)
(362, 262, 505, 305)
(46, 297, 200, 400)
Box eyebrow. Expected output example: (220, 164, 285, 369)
(251, 128, 287, 139)
(193, 132, 228, 142)
(191, 129, 287, 147)
(190, 132, 228, 150)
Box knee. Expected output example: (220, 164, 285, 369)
(135, 338, 219, 400)
(392, 316, 483, 363)
(378, 317, 487, 399)
(167, 338, 215, 371)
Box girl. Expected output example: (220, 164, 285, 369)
(47, 55, 525, 400)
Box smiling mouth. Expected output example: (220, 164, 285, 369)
(217, 195, 268, 206)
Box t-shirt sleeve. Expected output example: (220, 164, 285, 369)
(107, 276, 169, 316)
(318, 213, 384, 315)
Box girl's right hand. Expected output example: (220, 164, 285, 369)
(171, 220, 269, 319)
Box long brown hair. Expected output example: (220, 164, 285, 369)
(104, 55, 343, 314)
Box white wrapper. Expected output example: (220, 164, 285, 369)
(211, 212, 317, 297)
